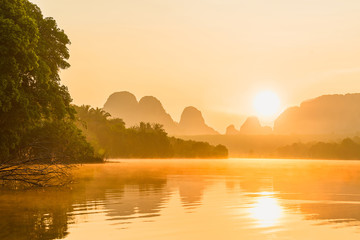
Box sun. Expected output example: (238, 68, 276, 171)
(253, 90, 280, 117)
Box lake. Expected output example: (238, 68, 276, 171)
(1, 159, 360, 240)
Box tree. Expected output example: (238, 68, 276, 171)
(75, 105, 229, 159)
(0, 1, 100, 187)
(0, 0, 72, 160)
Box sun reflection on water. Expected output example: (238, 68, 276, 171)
(249, 192, 283, 228)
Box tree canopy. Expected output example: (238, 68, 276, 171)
(75, 105, 228, 159)
(277, 138, 360, 160)
(0, 0, 73, 160)
(0, 1, 101, 187)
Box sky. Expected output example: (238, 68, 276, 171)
(32, 0, 360, 132)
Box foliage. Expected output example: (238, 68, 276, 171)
(0, 1, 101, 187)
(21, 120, 102, 164)
(277, 138, 360, 160)
(75, 105, 228, 159)
(0, 120, 101, 188)
(0, 0, 73, 159)
(170, 138, 228, 158)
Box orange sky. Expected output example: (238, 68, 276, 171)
(32, 0, 360, 131)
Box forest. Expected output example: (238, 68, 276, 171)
(75, 105, 228, 159)
(276, 137, 360, 160)
(0, 0, 104, 187)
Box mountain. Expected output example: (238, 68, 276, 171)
(225, 117, 272, 135)
(137, 96, 178, 133)
(225, 125, 239, 135)
(103, 91, 139, 126)
(274, 93, 360, 135)
(178, 107, 218, 135)
(240, 117, 272, 135)
(103, 91, 178, 133)
(103, 92, 218, 135)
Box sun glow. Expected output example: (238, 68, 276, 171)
(253, 90, 280, 118)
(249, 193, 283, 228)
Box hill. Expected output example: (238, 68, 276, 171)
(274, 94, 360, 135)
(103, 91, 218, 135)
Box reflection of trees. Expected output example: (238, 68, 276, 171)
(0, 166, 169, 240)
(0, 191, 73, 240)
(104, 179, 168, 221)
(176, 177, 208, 208)
(82, 162, 360, 228)
(74, 167, 170, 225)
(3, 161, 360, 239)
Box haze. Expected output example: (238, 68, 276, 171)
(32, 0, 360, 130)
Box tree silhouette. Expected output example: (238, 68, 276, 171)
(74, 105, 228, 159)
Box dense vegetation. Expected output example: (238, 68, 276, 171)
(0, 0, 100, 163)
(0, 0, 101, 187)
(75, 105, 228, 158)
(277, 138, 360, 160)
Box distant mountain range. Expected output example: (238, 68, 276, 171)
(274, 93, 360, 135)
(103, 91, 218, 135)
(226, 93, 360, 136)
(103, 92, 360, 136)
(226, 116, 272, 135)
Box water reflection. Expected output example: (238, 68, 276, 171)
(249, 192, 283, 228)
(105, 185, 169, 223)
(176, 177, 208, 209)
(301, 202, 360, 225)
(0, 159, 360, 239)
(0, 190, 73, 240)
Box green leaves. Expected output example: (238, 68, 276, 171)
(0, 0, 72, 160)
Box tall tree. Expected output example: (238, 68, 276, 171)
(0, 1, 101, 187)
(0, 0, 72, 160)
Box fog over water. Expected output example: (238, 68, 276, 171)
(1, 159, 360, 240)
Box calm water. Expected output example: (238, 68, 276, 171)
(1, 159, 360, 240)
